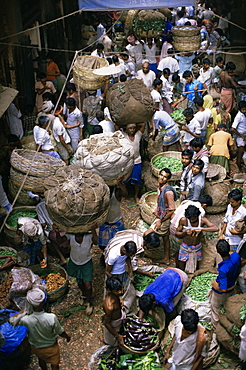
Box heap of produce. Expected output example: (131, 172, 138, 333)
(132, 10, 165, 38)
(0, 274, 13, 307)
(43, 272, 66, 293)
(98, 349, 162, 370)
(132, 274, 160, 291)
(185, 272, 218, 301)
(122, 317, 159, 352)
(170, 109, 185, 122)
(7, 211, 37, 228)
(153, 156, 182, 172)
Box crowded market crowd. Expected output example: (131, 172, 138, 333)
(1, 1, 246, 369)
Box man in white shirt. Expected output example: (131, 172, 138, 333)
(123, 122, 146, 203)
(164, 309, 207, 369)
(126, 35, 143, 70)
(144, 38, 158, 75)
(231, 100, 246, 171)
(157, 49, 179, 75)
(33, 115, 61, 160)
(194, 96, 212, 142)
(96, 111, 115, 133)
(182, 107, 201, 148)
(219, 188, 246, 251)
(91, 43, 105, 58)
(198, 58, 215, 92)
(151, 78, 163, 111)
(52, 105, 73, 164)
(105, 240, 137, 286)
(136, 61, 156, 89)
(121, 51, 136, 79)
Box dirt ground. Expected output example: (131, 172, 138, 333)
(25, 190, 240, 370)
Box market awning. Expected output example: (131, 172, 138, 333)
(0, 86, 19, 118)
(78, 0, 195, 11)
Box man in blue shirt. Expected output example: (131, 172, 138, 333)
(173, 70, 204, 112)
(138, 267, 188, 324)
(211, 239, 241, 328)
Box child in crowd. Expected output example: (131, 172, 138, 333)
(190, 137, 209, 174)
(160, 68, 173, 114)
(198, 58, 214, 93)
(151, 78, 163, 111)
(213, 56, 225, 92)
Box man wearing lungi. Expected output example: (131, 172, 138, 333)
(153, 110, 182, 152)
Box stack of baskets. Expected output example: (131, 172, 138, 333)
(9, 149, 65, 197)
(172, 26, 201, 52)
(73, 55, 108, 90)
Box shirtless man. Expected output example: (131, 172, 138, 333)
(175, 205, 218, 273)
(220, 61, 246, 113)
(103, 276, 125, 346)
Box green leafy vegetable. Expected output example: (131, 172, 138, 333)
(7, 211, 37, 228)
(185, 272, 217, 301)
(153, 156, 182, 172)
(170, 109, 185, 121)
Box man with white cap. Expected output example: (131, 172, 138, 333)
(10, 288, 70, 370)
(123, 122, 146, 203)
(18, 216, 48, 268)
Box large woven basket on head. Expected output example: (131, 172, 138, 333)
(172, 26, 200, 37)
(29, 263, 68, 303)
(10, 149, 65, 177)
(8, 179, 37, 206)
(4, 206, 37, 247)
(124, 9, 139, 30)
(10, 167, 46, 193)
(140, 191, 157, 225)
(151, 151, 182, 180)
(44, 165, 110, 233)
(73, 55, 108, 90)
(173, 35, 201, 52)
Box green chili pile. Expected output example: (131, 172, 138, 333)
(132, 274, 160, 292)
(185, 272, 218, 301)
(7, 211, 37, 228)
(153, 156, 182, 172)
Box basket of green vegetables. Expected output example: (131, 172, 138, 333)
(0, 247, 18, 270)
(4, 207, 37, 246)
(170, 109, 186, 124)
(151, 152, 182, 180)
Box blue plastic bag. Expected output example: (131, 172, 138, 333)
(0, 309, 28, 356)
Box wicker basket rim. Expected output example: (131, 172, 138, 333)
(29, 263, 68, 297)
(5, 206, 37, 231)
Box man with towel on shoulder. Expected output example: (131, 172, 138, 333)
(10, 288, 70, 370)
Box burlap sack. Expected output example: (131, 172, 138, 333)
(224, 293, 246, 327)
(106, 79, 155, 126)
(75, 131, 134, 183)
(44, 165, 110, 232)
(204, 180, 231, 214)
(137, 10, 165, 22)
(235, 218, 246, 233)
(216, 323, 240, 355)
(142, 161, 158, 192)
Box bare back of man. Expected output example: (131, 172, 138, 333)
(103, 290, 125, 346)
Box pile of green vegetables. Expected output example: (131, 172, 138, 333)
(240, 303, 246, 321)
(170, 109, 185, 122)
(0, 250, 17, 267)
(98, 350, 162, 370)
(7, 211, 37, 228)
(153, 156, 182, 172)
(132, 274, 160, 291)
(185, 272, 218, 301)
(133, 18, 165, 33)
(123, 317, 158, 352)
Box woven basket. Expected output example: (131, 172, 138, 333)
(50, 208, 109, 234)
(206, 163, 226, 182)
(73, 55, 108, 90)
(125, 9, 139, 30)
(173, 36, 201, 52)
(8, 179, 38, 206)
(29, 263, 68, 303)
(10, 167, 46, 193)
(172, 26, 200, 37)
(151, 151, 182, 180)
(4, 206, 37, 246)
(10, 149, 65, 177)
(140, 191, 157, 225)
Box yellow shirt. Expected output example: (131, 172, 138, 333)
(208, 130, 234, 159)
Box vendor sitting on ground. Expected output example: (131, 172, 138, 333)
(164, 309, 207, 370)
(103, 276, 125, 347)
(18, 216, 48, 268)
(175, 205, 218, 273)
(138, 267, 188, 325)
